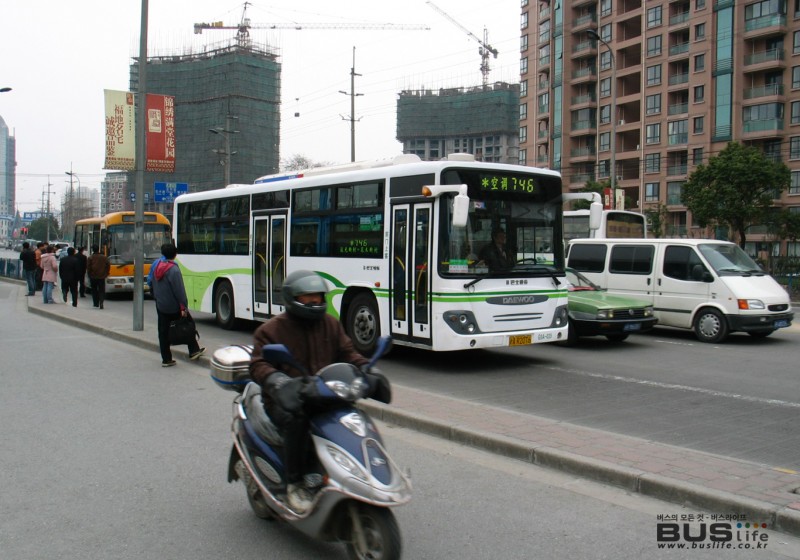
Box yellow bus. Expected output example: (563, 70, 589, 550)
(73, 212, 172, 294)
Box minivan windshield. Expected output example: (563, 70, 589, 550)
(697, 244, 764, 276)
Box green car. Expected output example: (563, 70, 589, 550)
(564, 267, 657, 344)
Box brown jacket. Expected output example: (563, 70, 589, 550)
(87, 252, 110, 279)
(249, 313, 368, 404)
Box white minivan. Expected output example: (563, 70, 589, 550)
(566, 239, 794, 343)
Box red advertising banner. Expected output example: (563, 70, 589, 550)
(145, 94, 176, 173)
(104, 90, 136, 171)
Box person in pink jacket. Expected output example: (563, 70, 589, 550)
(41, 246, 58, 304)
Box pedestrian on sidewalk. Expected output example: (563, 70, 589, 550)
(19, 241, 37, 296)
(76, 247, 88, 298)
(151, 243, 204, 367)
(87, 245, 110, 309)
(41, 246, 58, 304)
(59, 247, 80, 307)
(34, 242, 46, 292)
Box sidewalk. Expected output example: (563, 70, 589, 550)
(16, 281, 800, 537)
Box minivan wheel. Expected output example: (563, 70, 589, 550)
(693, 308, 728, 343)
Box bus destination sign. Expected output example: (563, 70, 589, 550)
(479, 174, 536, 194)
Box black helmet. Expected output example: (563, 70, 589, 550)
(282, 270, 329, 321)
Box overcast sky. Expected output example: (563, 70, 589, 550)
(1, 0, 520, 212)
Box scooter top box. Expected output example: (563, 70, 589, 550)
(210, 344, 253, 392)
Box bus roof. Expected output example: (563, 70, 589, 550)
(74, 211, 170, 225)
(175, 153, 561, 204)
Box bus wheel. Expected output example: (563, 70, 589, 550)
(346, 293, 380, 355)
(215, 281, 239, 330)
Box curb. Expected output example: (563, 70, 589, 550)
(360, 400, 800, 536)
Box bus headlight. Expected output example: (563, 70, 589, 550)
(551, 305, 569, 327)
(444, 311, 481, 335)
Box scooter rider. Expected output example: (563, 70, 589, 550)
(248, 270, 390, 514)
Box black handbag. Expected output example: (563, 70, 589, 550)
(169, 313, 198, 346)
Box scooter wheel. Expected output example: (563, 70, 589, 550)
(241, 464, 276, 521)
(247, 486, 276, 520)
(346, 504, 401, 560)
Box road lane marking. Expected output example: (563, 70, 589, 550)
(543, 365, 800, 410)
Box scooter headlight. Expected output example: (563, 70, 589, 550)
(325, 380, 351, 399)
(327, 445, 368, 482)
(339, 411, 367, 437)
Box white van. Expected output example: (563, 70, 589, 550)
(566, 239, 794, 343)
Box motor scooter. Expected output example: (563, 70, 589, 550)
(210, 336, 411, 560)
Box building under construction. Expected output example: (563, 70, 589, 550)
(128, 38, 281, 197)
(396, 82, 519, 164)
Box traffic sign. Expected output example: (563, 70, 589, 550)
(153, 182, 189, 203)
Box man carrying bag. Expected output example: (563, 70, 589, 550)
(151, 243, 204, 367)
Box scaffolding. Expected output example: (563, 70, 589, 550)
(129, 40, 281, 195)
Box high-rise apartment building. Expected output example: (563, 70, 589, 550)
(0, 115, 16, 241)
(520, 0, 800, 256)
(397, 82, 520, 163)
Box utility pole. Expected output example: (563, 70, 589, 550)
(339, 47, 363, 162)
(42, 179, 55, 243)
(209, 112, 239, 186)
(65, 165, 79, 241)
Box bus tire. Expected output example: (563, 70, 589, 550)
(346, 293, 380, 355)
(215, 281, 239, 330)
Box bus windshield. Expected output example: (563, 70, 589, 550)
(107, 224, 172, 265)
(438, 168, 563, 277)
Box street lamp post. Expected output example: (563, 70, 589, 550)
(587, 29, 616, 209)
(209, 115, 238, 186)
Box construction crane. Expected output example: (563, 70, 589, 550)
(425, 0, 498, 87)
(195, 2, 429, 48)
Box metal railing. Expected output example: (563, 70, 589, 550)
(0, 258, 23, 280)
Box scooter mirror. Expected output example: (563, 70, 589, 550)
(366, 336, 392, 370)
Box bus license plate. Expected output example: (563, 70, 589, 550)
(774, 319, 790, 328)
(623, 323, 642, 332)
(509, 335, 532, 346)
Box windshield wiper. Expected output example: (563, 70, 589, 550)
(464, 272, 493, 289)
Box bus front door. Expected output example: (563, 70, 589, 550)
(390, 203, 432, 346)
(253, 213, 287, 319)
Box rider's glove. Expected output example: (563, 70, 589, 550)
(265, 372, 304, 413)
(360, 365, 392, 404)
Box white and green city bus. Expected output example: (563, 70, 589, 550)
(173, 153, 570, 353)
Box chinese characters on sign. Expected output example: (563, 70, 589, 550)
(104, 90, 135, 171)
(103, 91, 176, 173)
(146, 94, 176, 173)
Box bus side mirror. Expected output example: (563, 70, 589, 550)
(452, 191, 469, 228)
(588, 202, 602, 232)
(422, 184, 469, 228)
